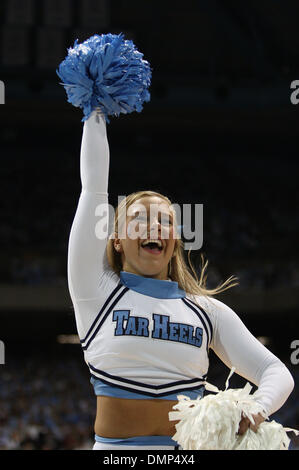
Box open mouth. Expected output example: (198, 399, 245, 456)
(141, 239, 164, 255)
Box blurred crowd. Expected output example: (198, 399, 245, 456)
(0, 349, 95, 450)
(0, 347, 298, 450)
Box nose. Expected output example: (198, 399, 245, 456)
(148, 217, 161, 238)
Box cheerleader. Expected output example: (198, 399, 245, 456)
(59, 34, 294, 450)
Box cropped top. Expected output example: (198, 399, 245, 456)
(85, 270, 209, 400)
(67, 110, 294, 415)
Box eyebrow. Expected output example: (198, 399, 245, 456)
(128, 210, 174, 221)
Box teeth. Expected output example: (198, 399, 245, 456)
(141, 239, 163, 248)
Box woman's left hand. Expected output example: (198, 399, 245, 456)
(238, 412, 265, 435)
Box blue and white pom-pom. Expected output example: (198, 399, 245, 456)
(57, 33, 151, 122)
(169, 368, 299, 450)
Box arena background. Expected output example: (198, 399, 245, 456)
(0, 0, 298, 450)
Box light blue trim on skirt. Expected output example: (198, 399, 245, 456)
(95, 434, 178, 447)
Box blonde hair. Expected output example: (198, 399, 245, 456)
(106, 190, 238, 299)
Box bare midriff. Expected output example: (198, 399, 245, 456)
(94, 396, 179, 438)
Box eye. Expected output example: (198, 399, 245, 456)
(160, 214, 173, 226)
(134, 214, 147, 222)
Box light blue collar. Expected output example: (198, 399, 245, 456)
(120, 271, 186, 299)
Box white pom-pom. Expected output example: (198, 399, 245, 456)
(169, 368, 298, 450)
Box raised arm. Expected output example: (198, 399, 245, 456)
(67, 110, 110, 303)
(59, 32, 151, 305)
(207, 297, 294, 417)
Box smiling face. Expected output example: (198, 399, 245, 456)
(113, 196, 177, 280)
